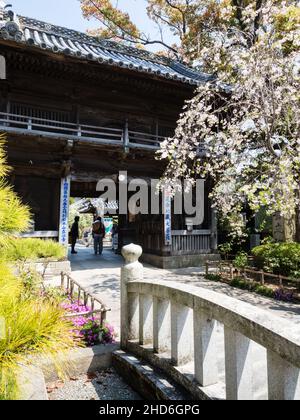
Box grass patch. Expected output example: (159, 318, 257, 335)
(0, 238, 66, 262)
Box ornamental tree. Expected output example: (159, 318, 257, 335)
(158, 1, 300, 239)
(0, 134, 30, 237)
(80, 0, 297, 63)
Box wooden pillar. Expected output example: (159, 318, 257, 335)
(123, 119, 129, 154)
(0, 55, 6, 80)
(211, 208, 218, 252)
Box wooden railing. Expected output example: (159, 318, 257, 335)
(128, 130, 165, 149)
(61, 272, 110, 327)
(121, 244, 300, 400)
(0, 112, 166, 151)
(171, 230, 211, 255)
(206, 260, 300, 288)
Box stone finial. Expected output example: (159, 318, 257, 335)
(121, 243, 142, 264)
(120, 244, 143, 349)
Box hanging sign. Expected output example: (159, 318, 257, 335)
(59, 177, 71, 248)
(164, 189, 172, 246)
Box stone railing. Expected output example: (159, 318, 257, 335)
(120, 244, 300, 400)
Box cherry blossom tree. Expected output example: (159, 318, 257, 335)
(158, 1, 300, 239)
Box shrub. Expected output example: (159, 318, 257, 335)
(61, 300, 116, 347)
(229, 277, 275, 298)
(0, 137, 74, 400)
(230, 277, 250, 290)
(233, 252, 249, 269)
(218, 242, 232, 259)
(205, 274, 222, 282)
(0, 238, 65, 262)
(0, 135, 30, 236)
(274, 288, 294, 302)
(252, 242, 300, 278)
(0, 263, 75, 400)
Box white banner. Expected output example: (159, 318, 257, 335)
(164, 189, 172, 246)
(59, 176, 71, 248)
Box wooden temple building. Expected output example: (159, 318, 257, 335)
(0, 5, 218, 268)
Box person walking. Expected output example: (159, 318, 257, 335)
(92, 217, 105, 255)
(70, 216, 80, 255)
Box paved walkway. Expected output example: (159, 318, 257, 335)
(69, 245, 300, 337)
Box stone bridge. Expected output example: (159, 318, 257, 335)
(115, 244, 300, 400)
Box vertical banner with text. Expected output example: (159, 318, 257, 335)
(164, 189, 172, 247)
(59, 176, 71, 249)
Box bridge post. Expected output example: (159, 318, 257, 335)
(194, 311, 219, 387)
(153, 297, 171, 353)
(121, 243, 143, 349)
(225, 328, 257, 400)
(267, 350, 300, 400)
(171, 302, 194, 366)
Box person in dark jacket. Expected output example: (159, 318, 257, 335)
(70, 216, 80, 254)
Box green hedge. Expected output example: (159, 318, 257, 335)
(0, 238, 66, 262)
(252, 242, 300, 278)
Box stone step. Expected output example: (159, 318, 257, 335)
(112, 350, 192, 400)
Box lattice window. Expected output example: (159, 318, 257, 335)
(10, 103, 71, 126)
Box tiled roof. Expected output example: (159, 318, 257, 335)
(0, 9, 214, 86)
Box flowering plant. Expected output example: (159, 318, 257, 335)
(61, 299, 116, 347)
(158, 2, 300, 239)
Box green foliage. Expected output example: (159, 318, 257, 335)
(0, 135, 30, 236)
(233, 252, 249, 269)
(205, 272, 276, 299)
(69, 204, 93, 238)
(230, 277, 275, 298)
(218, 242, 232, 259)
(0, 262, 75, 400)
(205, 273, 222, 282)
(260, 236, 276, 245)
(0, 238, 66, 262)
(0, 136, 74, 400)
(252, 242, 300, 278)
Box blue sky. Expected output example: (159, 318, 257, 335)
(10, 0, 173, 51)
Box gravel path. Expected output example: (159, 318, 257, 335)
(47, 368, 141, 401)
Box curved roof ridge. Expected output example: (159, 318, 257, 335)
(0, 10, 214, 86)
(18, 15, 173, 66)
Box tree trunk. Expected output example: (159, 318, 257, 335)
(296, 204, 300, 243)
(273, 212, 296, 243)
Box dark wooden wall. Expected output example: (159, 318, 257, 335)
(0, 45, 196, 235)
